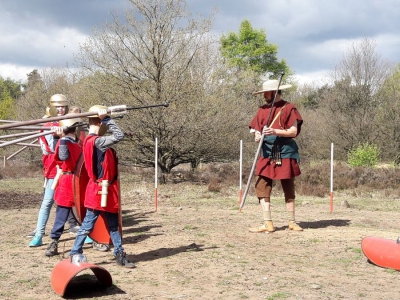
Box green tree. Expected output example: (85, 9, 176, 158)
(0, 77, 17, 120)
(2, 77, 23, 100)
(220, 20, 290, 78)
(376, 62, 400, 164)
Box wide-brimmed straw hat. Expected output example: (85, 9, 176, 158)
(253, 80, 292, 95)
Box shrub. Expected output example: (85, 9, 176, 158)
(208, 177, 221, 192)
(347, 142, 380, 167)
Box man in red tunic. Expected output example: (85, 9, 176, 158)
(248, 79, 304, 233)
(69, 105, 135, 268)
(45, 116, 82, 256)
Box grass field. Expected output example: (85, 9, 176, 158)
(1, 174, 400, 299)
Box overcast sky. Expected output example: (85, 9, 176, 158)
(1, 0, 399, 85)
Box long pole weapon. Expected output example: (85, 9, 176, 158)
(0, 130, 55, 148)
(0, 140, 40, 148)
(239, 73, 284, 210)
(0, 131, 41, 139)
(0, 121, 90, 149)
(0, 119, 46, 124)
(1, 126, 54, 131)
(0, 102, 169, 148)
(0, 102, 169, 130)
(6, 139, 39, 160)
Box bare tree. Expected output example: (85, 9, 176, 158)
(15, 68, 85, 121)
(316, 38, 394, 160)
(73, 0, 258, 172)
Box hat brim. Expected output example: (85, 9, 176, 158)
(252, 84, 292, 95)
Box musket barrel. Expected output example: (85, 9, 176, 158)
(126, 102, 169, 110)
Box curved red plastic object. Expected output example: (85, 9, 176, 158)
(361, 236, 400, 270)
(73, 155, 122, 245)
(51, 258, 112, 296)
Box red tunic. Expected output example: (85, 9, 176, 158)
(83, 135, 120, 213)
(39, 121, 59, 178)
(249, 100, 303, 180)
(53, 140, 82, 207)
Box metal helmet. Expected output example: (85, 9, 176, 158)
(42, 107, 51, 118)
(88, 105, 108, 136)
(49, 94, 69, 107)
(60, 117, 83, 138)
(88, 105, 108, 118)
(59, 117, 82, 128)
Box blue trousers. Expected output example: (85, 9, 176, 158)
(50, 205, 72, 240)
(34, 178, 78, 237)
(70, 209, 123, 256)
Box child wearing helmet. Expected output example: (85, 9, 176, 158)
(69, 105, 135, 268)
(45, 117, 83, 256)
(28, 95, 81, 247)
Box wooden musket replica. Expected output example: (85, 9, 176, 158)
(0, 102, 169, 131)
(0, 103, 169, 148)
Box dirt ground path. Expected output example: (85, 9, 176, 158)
(0, 187, 400, 300)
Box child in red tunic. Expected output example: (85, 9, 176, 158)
(69, 105, 135, 268)
(45, 117, 82, 256)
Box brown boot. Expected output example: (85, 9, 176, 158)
(248, 221, 275, 233)
(288, 221, 303, 231)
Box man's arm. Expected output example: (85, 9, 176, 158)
(263, 120, 298, 138)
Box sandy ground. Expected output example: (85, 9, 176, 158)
(0, 185, 400, 300)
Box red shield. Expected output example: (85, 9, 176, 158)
(362, 236, 400, 270)
(73, 154, 122, 245)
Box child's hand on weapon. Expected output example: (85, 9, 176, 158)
(97, 108, 108, 120)
(51, 126, 65, 137)
(254, 131, 261, 142)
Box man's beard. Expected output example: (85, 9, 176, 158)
(265, 92, 276, 104)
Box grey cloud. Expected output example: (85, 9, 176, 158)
(1, 0, 399, 82)
(0, 0, 130, 34)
